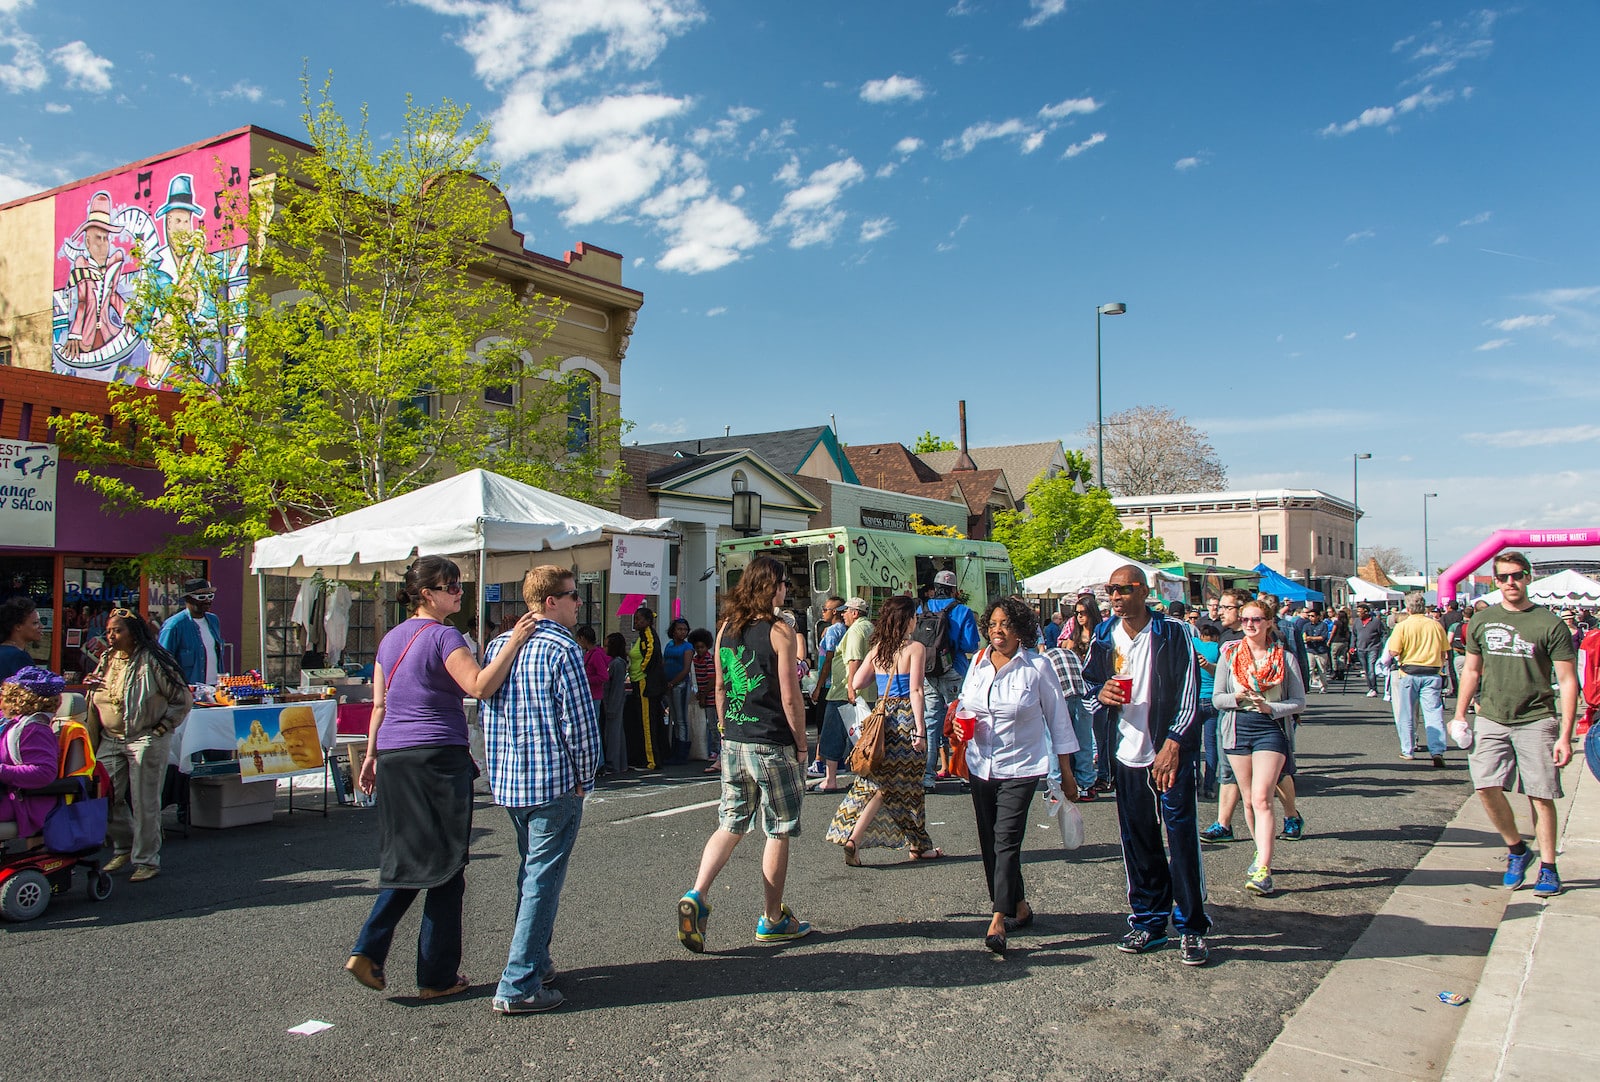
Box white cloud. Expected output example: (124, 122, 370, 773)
(1321, 84, 1453, 136)
(646, 418, 688, 435)
(42, 100, 68, 113)
(1526, 286, 1600, 307)
(1021, 131, 1045, 154)
(517, 136, 677, 224)
(1465, 425, 1600, 449)
(51, 41, 112, 93)
(1061, 131, 1106, 158)
(859, 216, 892, 243)
(0, 1, 46, 94)
(1022, 0, 1067, 29)
(1038, 96, 1099, 120)
(688, 105, 758, 147)
(893, 136, 923, 156)
(493, 84, 690, 159)
(770, 158, 865, 248)
(943, 118, 1033, 157)
(1432, 233, 1450, 245)
(1459, 210, 1491, 226)
(1398, 9, 1498, 83)
(1345, 228, 1376, 243)
(1491, 314, 1553, 332)
(1474, 338, 1512, 351)
(772, 155, 801, 187)
(655, 194, 764, 273)
(704, 306, 726, 317)
(1343, 331, 1357, 340)
(860, 75, 926, 105)
(1174, 154, 1204, 171)
(221, 80, 265, 103)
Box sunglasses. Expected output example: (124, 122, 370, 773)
(1494, 571, 1530, 583)
(1106, 584, 1140, 596)
(1239, 616, 1268, 625)
(550, 588, 581, 601)
(428, 582, 464, 595)
(188, 593, 215, 603)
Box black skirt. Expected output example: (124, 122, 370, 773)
(375, 744, 475, 890)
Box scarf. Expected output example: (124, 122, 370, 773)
(1229, 640, 1285, 695)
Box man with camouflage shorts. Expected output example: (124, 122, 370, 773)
(1452, 551, 1578, 897)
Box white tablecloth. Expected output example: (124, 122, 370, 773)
(177, 699, 338, 775)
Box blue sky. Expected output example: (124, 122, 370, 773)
(4, 1, 1599, 573)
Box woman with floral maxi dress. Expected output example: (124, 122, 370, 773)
(826, 595, 940, 864)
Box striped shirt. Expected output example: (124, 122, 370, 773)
(480, 620, 601, 808)
(1041, 646, 1089, 700)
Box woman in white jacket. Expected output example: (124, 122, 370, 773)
(1212, 596, 1305, 897)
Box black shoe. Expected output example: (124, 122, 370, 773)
(1002, 908, 1035, 934)
(985, 932, 1007, 955)
(1432, 754, 1446, 768)
(1117, 928, 1168, 954)
(1180, 934, 1210, 966)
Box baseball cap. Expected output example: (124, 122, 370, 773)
(843, 597, 869, 613)
(933, 570, 957, 587)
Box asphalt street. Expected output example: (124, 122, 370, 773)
(7, 684, 1474, 1082)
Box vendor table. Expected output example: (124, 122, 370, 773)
(178, 699, 338, 776)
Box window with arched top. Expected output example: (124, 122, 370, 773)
(566, 373, 597, 453)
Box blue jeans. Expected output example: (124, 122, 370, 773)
(352, 869, 466, 991)
(1062, 696, 1096, 790)
(820, 700, 852, 764)
(1358, 647, 1381, 692)
(1198, 703, 1219, 791)
(922, 671, 962, 783)
(496, 791, 585, 1002)
(1392, 672, 1446, 756)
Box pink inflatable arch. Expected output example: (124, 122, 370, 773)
(1437, 528, 1600, 603)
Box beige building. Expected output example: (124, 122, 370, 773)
(1112, 489, 1361, 606)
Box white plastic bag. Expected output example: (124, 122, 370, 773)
(1448, 718, 1474, 749)
(847, 698, 872, 743)
(1043, 786, 1085, 850)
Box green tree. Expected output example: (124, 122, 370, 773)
(911, 430, 957, 453)
(991, 473, 1175, 579)
(55, 78, 626, 556)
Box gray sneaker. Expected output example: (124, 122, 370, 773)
(493, 986, 566, 1014)
(1180, 934, 1210, 966)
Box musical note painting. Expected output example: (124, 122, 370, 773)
(50, 132, 251, 388)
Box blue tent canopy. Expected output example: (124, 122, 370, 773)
(1251, 564, 1325, 602)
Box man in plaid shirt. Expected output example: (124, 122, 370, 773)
(481, 565, 601, 1015)
(1042, 643, 1097, 802)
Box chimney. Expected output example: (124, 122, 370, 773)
(954, 399, 977, 471)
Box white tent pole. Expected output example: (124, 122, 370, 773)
(257, 571, 268, 678)
(477, 538, 488, 660)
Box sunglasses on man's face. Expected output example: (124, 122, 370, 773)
(1494, 571, 1530, 583)
(1106, 584, 1141, 596)
(549, 588, 581, 601)
(188, 593, 215, 604)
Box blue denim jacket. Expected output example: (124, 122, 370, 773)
(158, 610, 225, 685)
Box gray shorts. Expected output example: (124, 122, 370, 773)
(1468, 716, 1563, 801)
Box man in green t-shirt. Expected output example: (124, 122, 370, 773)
(1453, 551, 1579, 897)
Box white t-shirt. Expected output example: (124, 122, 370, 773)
(1112, 619, 1155, 768)
(193, 613, 220, 685)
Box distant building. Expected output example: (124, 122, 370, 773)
(843, 442, 1013, 540)
(1112, 489, 1360, 607)
(915, 440, 1071, 513)
(636, 425, 858, 484)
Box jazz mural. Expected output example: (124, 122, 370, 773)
(51, 134, 251, 388)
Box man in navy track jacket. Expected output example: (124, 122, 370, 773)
(1083, 565, 1211, 966)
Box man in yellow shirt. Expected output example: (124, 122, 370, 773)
(1384, 593, 1452, 766)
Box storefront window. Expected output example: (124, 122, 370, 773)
(1, 556, 54, 668)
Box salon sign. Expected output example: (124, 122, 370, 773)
(0, 438, 58, 548)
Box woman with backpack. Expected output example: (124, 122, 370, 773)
(825, 595, 940, 865)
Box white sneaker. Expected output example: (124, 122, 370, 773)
(1366, 690, 1378, 697)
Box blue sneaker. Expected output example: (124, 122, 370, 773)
(677, 889, 710, 953)
(755, 903, 812, 943)
(1200, 822, 1235, 844)
(1281, 815, 1305, 840)
(1532, 866, 1562, 897)
(1503, 849, 1532, 890)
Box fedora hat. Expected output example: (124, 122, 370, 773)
(72, 190, 116, 238)
(156, 173, 206, 221)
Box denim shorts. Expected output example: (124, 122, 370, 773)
(1226, 712, 1290, 757)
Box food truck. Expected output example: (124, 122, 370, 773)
(717, 527, 1015, 635)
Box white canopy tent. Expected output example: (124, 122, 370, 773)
(1021, 547, 1185, 602)
(1476, 568, 1600, 609)
(1347, 577, 1404, 604)
(250, 469, 676, 668)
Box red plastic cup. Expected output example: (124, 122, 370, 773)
(1111, 677, 1134, 702)
(953, 708, 977, 742)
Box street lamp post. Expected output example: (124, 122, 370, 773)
(1423, 492, 1438, 599)
(1352, 453, 1371, 575)
(1095, 302, 1126, 489)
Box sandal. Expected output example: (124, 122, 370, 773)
(345, 954, 386, 991)
(417, 975, 470, 1000)
(843, 839, 861, 867)
(908, 847, 945, 861)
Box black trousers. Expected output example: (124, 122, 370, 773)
(970, 774, 1041, 916)
(1113, 748, 1210, 936)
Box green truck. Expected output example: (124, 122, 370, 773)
(717, 527, 1015, 633)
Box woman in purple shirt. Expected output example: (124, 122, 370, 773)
(345, 556, 537, 1000)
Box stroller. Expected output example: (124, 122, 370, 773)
(0, 718, 114, 923)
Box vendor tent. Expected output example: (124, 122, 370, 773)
(1251, 564, 1324, 603)
(1347, 577, 1403, 603)
(1528, 569, 1600, 606)
(251, 469, 676, 667)
(1021, 548, 1185, 601)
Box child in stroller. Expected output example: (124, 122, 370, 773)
(0, 668, 113, 922)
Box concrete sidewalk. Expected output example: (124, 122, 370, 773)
(1248, 746, 1597, 1080)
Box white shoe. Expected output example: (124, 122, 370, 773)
(1366, 690, 1378, 697)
